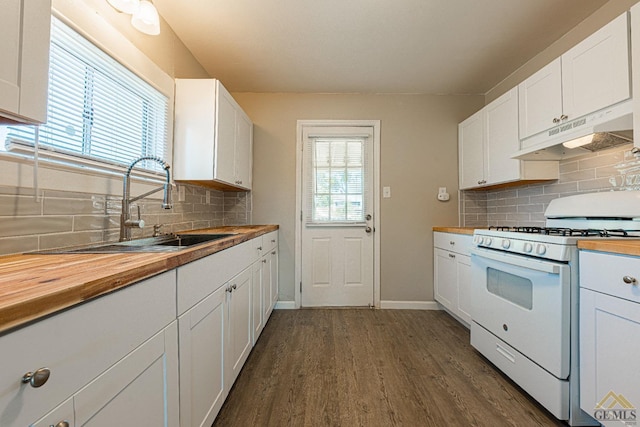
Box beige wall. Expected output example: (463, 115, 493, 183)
(486, 0, 640, 103)
(53, 0, 209, 79)
(232, 93, 483, 303)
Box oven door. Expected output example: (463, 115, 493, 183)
(470, 247, 570, 379)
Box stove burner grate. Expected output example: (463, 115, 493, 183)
(488, 226, 630, 237)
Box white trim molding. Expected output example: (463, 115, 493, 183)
(380, 301, 441, 310)
(295, 120, 381, 309)
(274, 301, 296, 310)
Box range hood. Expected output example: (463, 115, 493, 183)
(512, 99, 634, 160)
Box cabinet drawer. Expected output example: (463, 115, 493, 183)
(580, 251, 640, 304)
(0, 271, 176, 427)
(177, 240, 254, 314)
(433, 232, 472, 255)
(263, 231, 278, 252)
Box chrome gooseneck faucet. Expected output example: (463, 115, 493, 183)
(120, 156, 173, 241)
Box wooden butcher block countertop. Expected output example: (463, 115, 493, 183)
(0, 225, 277, 334)
(577, 239, 640, 257)
(432, 226, 482, 235)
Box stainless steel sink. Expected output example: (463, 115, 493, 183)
(37, 234, 234, 254)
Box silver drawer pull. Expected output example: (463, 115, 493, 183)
(22, 367, 50, 388)
(623, 276, 637, 285)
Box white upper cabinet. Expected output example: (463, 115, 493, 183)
(459, 88, 558, 190)
(519, 12, 630, 140)
(518, 59, 563, 139)
(458, 109, 485, 189)
(631, 3, 640, 150)
(484, 88, 521, 185)
(0, 0, 51, 124)
(174, 79, 253, 191)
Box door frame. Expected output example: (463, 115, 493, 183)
(294, 119, 381, 308)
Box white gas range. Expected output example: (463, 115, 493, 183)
(470, 191, 640, 426)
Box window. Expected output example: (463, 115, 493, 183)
(1, 16, 169, 173)
(303, 127, 372, 225)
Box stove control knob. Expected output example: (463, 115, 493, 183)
(476, 236, 484, 245)
(501, 239, 511, 249)
(523, 242, 533, 253)
(536, 244, 546, 255)
(485, 237, 493, 246)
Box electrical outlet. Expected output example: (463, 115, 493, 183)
(178, 185, 186, 202)
(206, 190, 210, 204)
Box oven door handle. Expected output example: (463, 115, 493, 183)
(470, 248, 561, 274)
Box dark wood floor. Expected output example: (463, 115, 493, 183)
(213, 309, 565, 427)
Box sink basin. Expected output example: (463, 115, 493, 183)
(37, 234, 234, 254)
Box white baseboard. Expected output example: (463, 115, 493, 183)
(379, 301, 441, 310)
(274, 300, 296, 310)
(274, 300, 441, 310)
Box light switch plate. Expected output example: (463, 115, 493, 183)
(383, 186, 391, 198)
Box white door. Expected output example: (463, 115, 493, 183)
(300, 125, 375, 307)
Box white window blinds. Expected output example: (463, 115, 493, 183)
(305, 132, 371, 225)
(2, 16, 169, 173)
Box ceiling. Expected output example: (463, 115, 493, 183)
(153, 0, 609, 94)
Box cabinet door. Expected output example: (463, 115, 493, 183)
(179, 285, 227, 427)
(0, 0, 50, 124)
(434, 248, 457, 312)
(518, 58, 562, 140)
(235, 111, 253, 189)
(74, 322, 179, 427)
(485, 87, 520, 186)
(30, 398, 74, 427)
(458, 109, 485, 189)
(252, 260, 264, 344)
(456, 254, 472, 325)
(226, 267, 253, 389)
(0, 0, 22, 115)
(215, 82, 238, 185)
(562, 13, 630, 123)
(580, 288, 640, 422)
(269, 248, 279, 310)
(262, 254, 273, 321)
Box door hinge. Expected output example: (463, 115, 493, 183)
(300, 210, 303, 221)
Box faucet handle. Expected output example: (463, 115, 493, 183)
(153, 224, 164, 237)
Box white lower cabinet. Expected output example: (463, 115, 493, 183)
(177, 232, 278, 426)
(0, 271, 177, 427)
(178, 284, 227, 427)
(226, 267, 253, 390)
(433, 232, 472, 326)
(579, 251, 640, 425)
(2, 232, 278, 427)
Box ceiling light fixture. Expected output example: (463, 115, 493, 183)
(106, 0, 160, 36)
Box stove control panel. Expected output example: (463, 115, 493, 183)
(472, 232, 573, 262)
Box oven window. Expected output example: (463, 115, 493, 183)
(486, 268, 533, 310)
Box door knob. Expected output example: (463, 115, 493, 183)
(365, 214, 372, 221)
(365, 226, 372, 233)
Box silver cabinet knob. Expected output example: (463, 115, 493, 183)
(271, 251, 276, 255)
(448, 253, 456, 259)
(262, 259, 267, 263)
(623, 276, 637, 285)
(54, 421, 70, 427)
(560, 114, 568, 121)
(553, 117, 560, 124)
(22, 367, 50, 388)
(449, 241, 455, 245)
(226, 286, 233, 293)
(257, 246, 262, 251)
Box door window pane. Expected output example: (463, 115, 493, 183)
(308, 136, 367, 223)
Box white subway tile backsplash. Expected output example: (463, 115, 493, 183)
(461, 143, 637, 227)
(0, 183, 252, 256)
